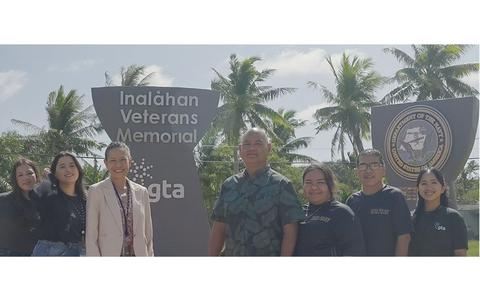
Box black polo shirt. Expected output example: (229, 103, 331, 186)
(410, 206, 468, 256)
(346, 185, 412, 256)
(294, 200, 365, 256)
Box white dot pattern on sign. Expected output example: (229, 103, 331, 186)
(129, 157, 154, 183)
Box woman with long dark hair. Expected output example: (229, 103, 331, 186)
(409, 168, 468, 256)
(0, 158, 41, 256)
(294, 163, 365, 256)
(32, 152, 87, 256)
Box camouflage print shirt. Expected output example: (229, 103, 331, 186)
(211, 166, 304, 256)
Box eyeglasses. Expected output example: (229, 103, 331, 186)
(357, 162, 383, 171)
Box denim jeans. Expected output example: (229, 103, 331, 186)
(0, 248, 31, 256)
(32, 240, 85, 256)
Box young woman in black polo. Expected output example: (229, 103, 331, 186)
(294, 163, 365, 256)
(409, 168, 468, 256)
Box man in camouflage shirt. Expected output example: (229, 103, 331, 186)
(208, 128, 304, 256)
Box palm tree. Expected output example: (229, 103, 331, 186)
(11, 85, 104, 157)
(382, 45, 479, 103)
(195, 128, 236, 214)
(105, 64, 156, 86)
(271, 108, 314, 163)
(83, 158, 108, 186)
(308, 53, 385, 161)
(211, 54, 296, 172)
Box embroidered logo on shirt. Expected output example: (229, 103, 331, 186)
(310, 216, 331, 223)
(434, 222, 446, 231)
(370, 208, 391, 215)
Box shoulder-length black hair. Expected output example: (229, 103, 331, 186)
(413, 168, 448, 222)
(50, 151, 86, 200)
(9, 157, 40, 198)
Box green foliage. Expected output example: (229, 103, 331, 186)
(196, 133, 236, 216)
(269, 151, 305, 204)
(336, 182, 353, 203)
(456, 160, 479, 204)
(0, 131, 53, 192)
(105, 64, 157, 87)
(210, 54, 296, 172)
(202, 54, 316, 215)
(11, 85, 105, 157)
(0, 177, 10, 193)
(83, 159, 108, 187)
(326, 160, 361, 202)
(382, 45, 479, 103)
(468, 240, 479, 256)
(270, 108, 315, 164)
(309, 53, 385, 160)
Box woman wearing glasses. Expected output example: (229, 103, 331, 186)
(409, 168, 468, 256)
(294, 163, 365, 256)
(86, 142, 154, 256)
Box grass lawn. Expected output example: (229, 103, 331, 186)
(468, 240, 479, 256)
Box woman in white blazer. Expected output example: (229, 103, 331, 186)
(86, 142, 154, 256)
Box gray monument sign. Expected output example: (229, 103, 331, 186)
(372, 97, 479, 207)
(91, 86, 220, 256)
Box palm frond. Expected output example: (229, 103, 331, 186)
(10, 119, 43, 133)
(384, 47, 415, 66)
(259, 87, 296, 102)
(381, 82, 416, 104)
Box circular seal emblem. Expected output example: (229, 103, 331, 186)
(384, 105, 452, 180)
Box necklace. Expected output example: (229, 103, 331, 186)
(300, 203, 323, 224)
(112, 181, 132, 237)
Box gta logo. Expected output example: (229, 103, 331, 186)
(130, 158, 154, 185)
(129, 157, 185, 202)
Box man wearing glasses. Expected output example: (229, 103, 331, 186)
(346, 149, 412, 256)
(208, 128, 304, 256)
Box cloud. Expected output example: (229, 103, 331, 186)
(107, 64, 174, 87)
(297, 103, 330, 122)
(0, 70, 27, 102)
(47, 59, 99, 72)
(257, 49, 327, 76)
(256, 48, 369, 78)
(143, 65, 174, 86)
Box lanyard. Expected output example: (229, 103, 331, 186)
(112, 181, 131, 237)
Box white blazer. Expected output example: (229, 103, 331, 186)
(86, 178, 154, 256)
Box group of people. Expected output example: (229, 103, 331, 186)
(0, 142, 154, 256)
(208, 128, 469, 256)
(0, 128, 469, 257)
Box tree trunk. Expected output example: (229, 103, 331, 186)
(231, 132, 240, 174)
(233, 146, 239, 174)
(353, 131, 364, 153)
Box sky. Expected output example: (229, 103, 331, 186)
(1, 1, 480, 298)
(1, 44, 478, 163)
